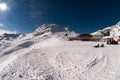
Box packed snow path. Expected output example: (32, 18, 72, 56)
(0, 40, 120, 80)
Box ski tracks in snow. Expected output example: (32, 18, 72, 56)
(46, 47, 108, 80)
(46, 45, 120, 80)
(0, 41, 120, 80)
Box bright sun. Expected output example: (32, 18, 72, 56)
(0, 3, 7, 11)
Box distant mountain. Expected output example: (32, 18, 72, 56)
(0, 24, 77, 42)
(0, 33, 25, 41)
(0, 29, 16, 36)
(91, 22, 120, 37)
(33, 24, 77, 39)
(0, 24, 77, 50)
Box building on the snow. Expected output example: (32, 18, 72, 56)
(78, 34, 92, 41)
(68, 34, 93, 41)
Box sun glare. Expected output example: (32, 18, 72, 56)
(0, 3, 7, 11)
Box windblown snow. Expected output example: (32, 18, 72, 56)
(0, 24, 120, 80)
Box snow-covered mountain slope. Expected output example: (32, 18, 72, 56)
(91, 22, 120, 37)
(0, 33, 25, 41)
(0, 24, 77, 52)
(1, 38, 120, 80)
(0, 33, 25, 51)
(1, 23, 120, 80)
(0, 24, 77, 70)
(33, 24, 77, 39)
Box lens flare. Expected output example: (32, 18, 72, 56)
(0, 3, 7, 11)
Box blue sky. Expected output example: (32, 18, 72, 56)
(0, 0, 120, 34)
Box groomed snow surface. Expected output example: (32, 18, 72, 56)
(0, 36, 120, 80)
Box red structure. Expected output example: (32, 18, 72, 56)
(107, 38, 118, 44)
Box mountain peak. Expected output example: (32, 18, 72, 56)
(0, 33, 25, 41)
(92, 21, 120, 37)
(33, 24, 74, 36)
